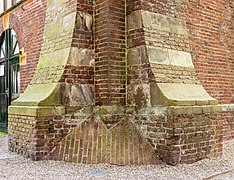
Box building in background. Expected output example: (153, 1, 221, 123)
(0, 0, 21, 14)
(0, 0, 233, 165)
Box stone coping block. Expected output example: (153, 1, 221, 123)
(147, 46, 194, 68)
(8, 105, 65, 116)
(128, 10, 188, 36)
(132, 106, 168, 116)
(8, 104, 224, 117)
(47, 0, 70, 8)
(167, 105, 222, 115)
(128, 105, 221, 116)
(128, 46, 194, 68)
(94, 105, 126, 115)
(141, 11, 188, 36)
(151, 83, 218, 106)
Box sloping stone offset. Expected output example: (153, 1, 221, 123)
(127, 10, 219, 108)
(9, 1, 79, 116)
(150, 83, 218, 106)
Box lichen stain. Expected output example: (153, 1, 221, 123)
(135, 87, 147, 109)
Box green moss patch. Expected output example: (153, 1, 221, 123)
(0, 131, 8, 135)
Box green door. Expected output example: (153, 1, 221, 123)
(0, 29, 20, 132)
(0, 59, 8, 132)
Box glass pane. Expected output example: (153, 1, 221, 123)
(0, 38, 5, 58)
(11, 30, 20, 55)
(2, 38, 5, 53)
(10, 58, 20, 100)
(13, 0, 21, 5)
(13, 36, 17, 47)
(11, 29, 16, 36)
(7, 0, 12, 9)
(0, 49, 4, 59)
(13, 42, 20, 55)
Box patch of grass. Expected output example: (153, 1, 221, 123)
(0, 131, 8, 135)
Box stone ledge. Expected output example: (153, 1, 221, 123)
(167, 105, 222, 115)
(221, 104, 234, 112)
(95, 105, 126, 115)
(132, 106, 167, 116)
(128, 105, 221, 116)
(8, 106, 65, 116)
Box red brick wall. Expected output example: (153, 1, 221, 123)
(60, 65, 94, 85)
(95, 0, 126, 105)
(222, 110, 234, 141)
(0, 0, 46, 93)
(183, 0, 234, 104)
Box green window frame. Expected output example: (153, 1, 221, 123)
(0, 29, 20, 132)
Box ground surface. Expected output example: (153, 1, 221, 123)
(0, 134, 233, 180)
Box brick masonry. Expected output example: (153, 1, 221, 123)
(221, 105, 234, 141)
(8, 115, 36, 157)
(182, 0, 234, 104)
(44, 117, 159, 165)
(130, 112, 223, 165)
(8, 112, 91, 160)
(1, 0, 233, 166)
(94, 0, 126, 106)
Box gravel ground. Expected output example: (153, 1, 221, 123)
(0, 134, 233, 180)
